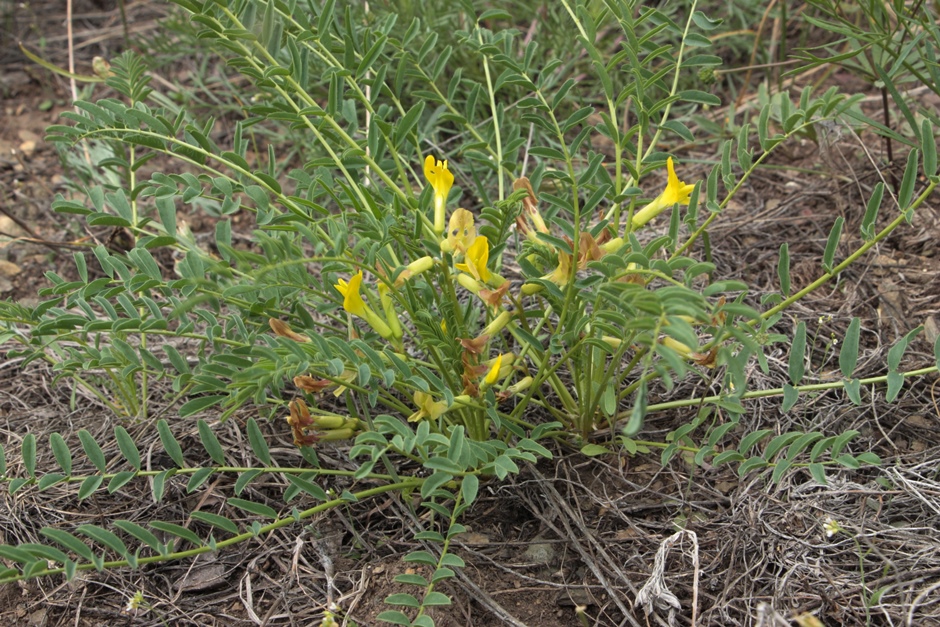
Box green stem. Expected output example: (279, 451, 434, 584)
(640, 0, 699, 163)
(761, 180, 937, 322)
(1, 465, 407, 485)
(0, 480, 420, 584)
(617, 365, 938, 420)
(413, 490, 466, 622)
(477, 26, 504, 202)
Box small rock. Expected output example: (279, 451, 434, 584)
(17, 130, 40, 144)
(523, 542, 555, 565)
(716, 480, 737, 494)
(556, 587, 595, 606)
(0, 260, 22, 277)
(905, 415, 931, 429)
(18, 140, 36, 157)
(614, 528, 639, 540)
(28, 607, 46, 626)
(177, 562, 226, 592)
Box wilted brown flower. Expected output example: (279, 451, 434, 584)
(269, 318, 310, 342)
(293, 375, 334, 394)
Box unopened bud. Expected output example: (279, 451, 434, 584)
(311, 415, 347, 430)
(483, 310, 512, 336)
(456, 272, 482, 294)
(507, 376, 533, 394)
(600, 237, 624, 254)
(316, 428, 355, 442)
(661, 336, 694, 358)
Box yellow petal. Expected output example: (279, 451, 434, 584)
(424, 155, 454, 197)
(662, 157, 694, 206)
(456, 235, 490, 282)
(484, 354, 503, 386)
(334, 270, 367, 316)
(412, 391, 447, 421)
(547, 252, 571, 286)
(446, 208, 477, 253)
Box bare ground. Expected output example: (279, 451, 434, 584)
(2, 2, 940, 626)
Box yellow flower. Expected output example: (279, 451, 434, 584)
(548, 251, 572, 286)
(408, 391, 448, 423)
(331, 369, 359, 397)
(482, 353, 515, 387)
(661, 156, 695, 205)
(455, 235, 491, 282)
(334, 270, 367, 317)
(424, 155, 454, 236)
(632, 157, 696, 228)
(443, 208, 476, 254)
(521, 250, 574, 294)
(483, 354, 503, 386)
(333, 270, 393, 340)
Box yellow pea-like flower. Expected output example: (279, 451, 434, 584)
(333, 270, 393, 340)
(408, 391, 449, 422)
(632, 157, 696, 228)
(444, 208, 477, 254)
(483, 353, 503, 386)
(334, 270, 367, 317)
(424, 155, 454, 237)
(455, 235, 491, 283)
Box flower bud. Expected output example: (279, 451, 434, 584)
(661, 336, 694, 358)
(456, 272, 482, 294)
(378, 283, 403, 341)
(507, 376, 533, 394)
(316, 428, 356, 442)
(311, 415, 347, 430)
(483, 310, 512, 337)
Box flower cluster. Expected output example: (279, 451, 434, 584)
(283, 154, 701, 441)
(286, 399, 362, 446)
